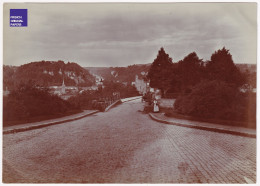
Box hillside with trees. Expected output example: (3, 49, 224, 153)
(85, 64, 151, 84)
(3, 61, 95, 91)
(3, 65, 17, 91)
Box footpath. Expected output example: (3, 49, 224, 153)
(3, 96, 142, 135)
(149, 112, 256, 138)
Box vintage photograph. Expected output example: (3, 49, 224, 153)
(2, 2, 257, 183)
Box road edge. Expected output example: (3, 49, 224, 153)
(3, 110, 99, 135)
(105, 96, 142, 111)
(105, 100, 122, 112)
(149, 113, 256, 138)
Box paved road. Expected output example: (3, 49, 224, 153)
(3, 99, 256, 183)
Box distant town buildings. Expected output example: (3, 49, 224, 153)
(80, 86, 99, 91)
(48, 75, 104, 100)
(134, 75, 148, 94)
(49, 78, 77, 99)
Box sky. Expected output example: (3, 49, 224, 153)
(3, 3, 257, 67)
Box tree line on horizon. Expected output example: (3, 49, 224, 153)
(148, 47, 255, 95)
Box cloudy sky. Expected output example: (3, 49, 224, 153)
(3, 3, 257, 67)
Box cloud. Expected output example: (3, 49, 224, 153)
(3, 3, 257, 67)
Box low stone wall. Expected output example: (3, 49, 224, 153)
(158, 98, 175, 108)
(104, 100, 122, 112)
(121, 96, 142, 102)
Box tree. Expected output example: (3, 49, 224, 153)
(147, 47, 173, 95)
(206, 47, 245, 87)
(174, 52, 205, 93)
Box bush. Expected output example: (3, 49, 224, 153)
(67, 90, 98, 110)
(102, 81, 140, 98)
(3, 83, 73, 124)
(174, 80, 256, 123)
(67, 89, 121, 111)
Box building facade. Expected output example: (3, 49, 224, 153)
(134, 75, 148, 94)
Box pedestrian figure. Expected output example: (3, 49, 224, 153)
(153, 99, 159, 113)
(142, 93, 147, 102)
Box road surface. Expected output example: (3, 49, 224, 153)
(3, 99, 256, 183)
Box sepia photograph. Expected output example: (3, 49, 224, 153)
(2, 1, 257, 183)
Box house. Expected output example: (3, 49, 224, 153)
(134, 75, 148, 94)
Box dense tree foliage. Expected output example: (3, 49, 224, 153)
(67, 90, 101, 110)
(102, 81, 140, 98)
(175, 80, 238, 119)
(206, 47, 245, 87)
(242, 69, 256, 91)
(3, 82, 74, 126)
(67, 81, 139, 111)
(174, 80, 256, 125)
(170, 52, 205, 93)
(147, 47, 255, 126)
(148, 47, 174, 95)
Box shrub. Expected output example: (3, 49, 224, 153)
(174, 80, 255, 123)
(67, 88, 122, 111)
(3, 83, 73, 124)
(67, 90, 98, 110)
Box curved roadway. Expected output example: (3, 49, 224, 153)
(3, 99, 256, 183)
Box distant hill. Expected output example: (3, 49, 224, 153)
(3, 65, 18, 91)
(236, 64, 256, 73)
(3, 61, 95, 90)
(5, 62, 254, 91)
(85, 63, 151, 83)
